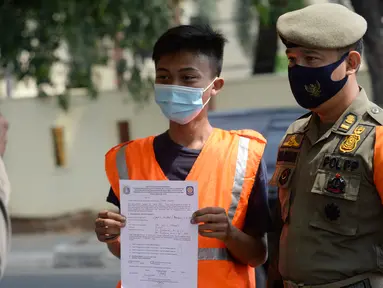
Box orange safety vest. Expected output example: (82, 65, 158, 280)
(105, 128, 266, 288)
(375, 126, 383, 201)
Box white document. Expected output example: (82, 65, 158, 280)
(120, 180, 198, 288)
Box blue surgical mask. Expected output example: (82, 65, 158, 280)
(154, 78, 216, 125)
(288, 53, 349, 109)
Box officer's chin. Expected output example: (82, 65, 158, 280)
(311, 92, 344, 115)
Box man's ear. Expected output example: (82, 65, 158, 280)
(211, 78, 224, 97)
(346, 51, 361, 75)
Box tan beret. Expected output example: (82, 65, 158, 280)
(277, 3, 367, 49)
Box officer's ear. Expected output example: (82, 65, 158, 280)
(346, 51, 361, 75)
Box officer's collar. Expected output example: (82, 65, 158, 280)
(330, 87, 369, 136)
(301, 87, 369, 145)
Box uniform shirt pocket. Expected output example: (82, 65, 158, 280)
(309, 169, 361, 236)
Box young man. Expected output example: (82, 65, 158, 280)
(268, 3, 383, 288)
(95, 24, 271, 288)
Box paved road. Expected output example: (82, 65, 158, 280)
(1, 268, 120, 288)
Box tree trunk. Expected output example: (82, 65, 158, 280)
(350, 0, 383, 106)
(171, 0, 182, 26)
(252, 24, 278, 74)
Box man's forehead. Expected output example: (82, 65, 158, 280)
(156, 51, 210, 71)
(285, 47, 328, 55)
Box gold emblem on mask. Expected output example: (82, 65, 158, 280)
(304, 81, 321, 97)
(339, 125, 365, 153)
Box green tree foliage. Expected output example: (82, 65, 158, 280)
(234, 0, 255, 58)
(0, 0, 172, 110)
(190, 0, 216, 26)
(252, 0, 305, 27)
(234, 0, 305, 74)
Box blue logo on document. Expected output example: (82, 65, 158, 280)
(186, 186, 194, 196)
(123, 186, 130, 195)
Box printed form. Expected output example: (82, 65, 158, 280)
(119, 180, 198, 288)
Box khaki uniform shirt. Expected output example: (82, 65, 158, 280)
(270, 88, 383, 285)
(0, 156, 11, 279)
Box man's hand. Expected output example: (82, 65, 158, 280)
(191, 207, 233, 242)
(0, 115, 9, 157)
(95, 210, 126, 242)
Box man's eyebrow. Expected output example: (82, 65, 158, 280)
(156, 68, 169, 72)
(178, 67, 200, 72)
(301, 49, 321, 56)
(155, 67, 200, 73)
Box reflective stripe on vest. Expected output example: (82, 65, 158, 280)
(115, 136, 250, 261)
(116, 143, 129, 180)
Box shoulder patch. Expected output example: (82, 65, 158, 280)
(281, 133, 304, 149)
(337, 112, 358, 133)
(367, 104, 383, 125)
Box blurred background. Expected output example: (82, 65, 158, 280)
(0, 0, 381, 287)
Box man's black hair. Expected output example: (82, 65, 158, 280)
(152, 24, 227, 77)
(338, 38, 364, 72)
(338, 38, 364, 57)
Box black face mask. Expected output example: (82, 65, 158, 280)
(288, 53, 349, 109)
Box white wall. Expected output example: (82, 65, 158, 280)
(2, 72, 371, 218)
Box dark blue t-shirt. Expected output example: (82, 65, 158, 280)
(107, 131, 271, 236)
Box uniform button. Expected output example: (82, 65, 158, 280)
(371, 107, 380, 114)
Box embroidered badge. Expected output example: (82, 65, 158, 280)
(338, 113, 357, 132)
(322, 155, 359, 172)
(304, 81, 321, 97)
(339, 125, 365, 153)
(278, 168, 291, 186)
(326, 173, 346, 194)
(353, 125, 365, 134)
(281, 134, 304, 149)
(324, 203, 341, 221)
(277, 150, 299, 164)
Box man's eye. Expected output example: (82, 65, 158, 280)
(288, 57, 296, 65)
(183, 75, 196, 81)
(156, 75, 168, 80)
(305, 56, 318, 62)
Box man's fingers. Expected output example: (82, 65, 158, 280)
(198, 223, 227, 232)
(98, 210, 126, 223)
(193, 213, 226, 224)
(97, 234, 107, 242)
(107, 211, 126, 222)
(95, 226, 108, 235)
(96, 234, 118, 242)
(193, 207, 225, 218)
(98, 210, 109, 218)
(95, 218, 125, 228)
(95, 218, 106, 227)
(95, 226, 120, 236)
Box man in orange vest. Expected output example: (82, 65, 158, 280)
(95, 24, 271, 288)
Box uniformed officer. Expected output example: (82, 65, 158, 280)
(267, 3, 383, 288)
